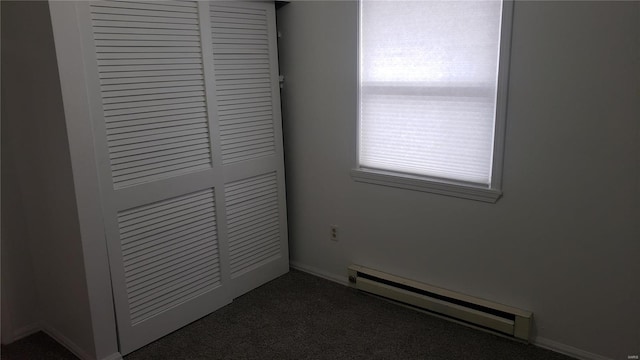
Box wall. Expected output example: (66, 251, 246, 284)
(276, 2, 640, 360)
(1, 1, 97, 357)
(1, 131, 39, 343)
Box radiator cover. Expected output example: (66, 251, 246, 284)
(348, 265, 532, 341)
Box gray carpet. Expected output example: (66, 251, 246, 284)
(2, 269, 574, 360)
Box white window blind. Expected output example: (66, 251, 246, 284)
(359, 0, 504, 186)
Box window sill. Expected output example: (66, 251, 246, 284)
(350, 168, 502, 203)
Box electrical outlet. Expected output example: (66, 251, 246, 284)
(329, 225, 338, 241)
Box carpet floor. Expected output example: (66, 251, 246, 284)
(1, 269, 574, 360)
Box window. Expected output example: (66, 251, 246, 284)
(352, 0, 513, 203)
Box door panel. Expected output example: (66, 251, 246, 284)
(210, 1, 289, 299)
(77, 1, 231, 354)
(118, 188, 222, 325)
(92, 2, 212, 189)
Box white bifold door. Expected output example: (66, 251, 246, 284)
(53, 0, 288, 354)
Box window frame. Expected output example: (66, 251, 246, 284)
(352, 0, 515, 203)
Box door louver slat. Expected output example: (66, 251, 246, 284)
(128, 270, 219, 321)
(122, 222, 215, 255)
(105, 106, 207, 124)
(123, 225, 216, 266)
(125, 245, 217, 287)
(124, 240, 215, 278)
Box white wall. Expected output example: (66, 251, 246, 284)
(0, 1, 41, 345)
(276, 2, 640, 359)
(1, 134, 39, 343)
(1, 1, 97, 357)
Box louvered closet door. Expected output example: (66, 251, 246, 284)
(208, 1, 289, 298)
(69, 0, 284, 354)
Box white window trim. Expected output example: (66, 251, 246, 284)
(352, 0, 514, 204)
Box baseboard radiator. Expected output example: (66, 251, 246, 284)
(348, 265, 533, 341)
